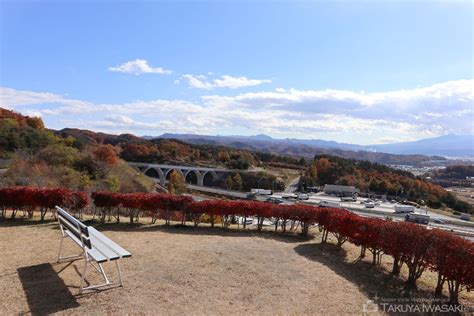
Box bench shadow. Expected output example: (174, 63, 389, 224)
(17, 263, 79, 315)
(294, 243, 440, 315)
(0, 217, 57, 227)
(91, 221, 313, 244)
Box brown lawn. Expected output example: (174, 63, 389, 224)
(0, 216, 473, 315)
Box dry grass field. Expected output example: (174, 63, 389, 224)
(1, 215, 473, 315)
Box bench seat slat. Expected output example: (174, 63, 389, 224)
(64, 230, 119, 263)
(88, 227, 131, 258)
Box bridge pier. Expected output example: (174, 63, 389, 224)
(130, 162, 225, 188)
(197, 172, 204, 186)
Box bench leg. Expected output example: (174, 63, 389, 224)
(79, 260, 124, 293)
(57, 236, 64, 262)
(57, 236, 84, 262)
(116, 260, 123, 287)
(98, 262, 110, 285)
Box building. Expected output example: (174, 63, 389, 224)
(323, 184, 359, 197)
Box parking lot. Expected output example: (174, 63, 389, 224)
(266, 191, 474, 239)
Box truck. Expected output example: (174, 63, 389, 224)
(394, 205, 415, 214)
(250, 189, 273, 195)
(341, 196, 357, 202)
(319, 200, 340, 208)
(401, 200, 419, 208)
(282, 193, 298, 199)
(405, 213, 430, 225)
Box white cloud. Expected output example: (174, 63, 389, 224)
(108, 59, 172, 75)
(180, 74, 271, 89)
(202, 79, 474, 135)
(1, 79, 472, 144)
(181, 74, 214, 89)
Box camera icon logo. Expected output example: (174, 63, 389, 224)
(363, 300, 379, 313)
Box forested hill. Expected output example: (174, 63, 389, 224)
(299, 155, 472, 214)
(427, 165, 474, 187)
(0, 108, 154, 192)
(58, 128, 306, 170)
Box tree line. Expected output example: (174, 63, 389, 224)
(299, 156, 472, 214)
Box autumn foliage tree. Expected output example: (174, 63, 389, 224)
(167, 170, 187, 195)
(93, 144, 118, 165)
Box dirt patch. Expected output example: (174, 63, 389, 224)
(0, 219, 370, 315)
(1, 217, 472, 315)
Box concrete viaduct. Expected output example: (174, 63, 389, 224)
(128, 162, 232, 187)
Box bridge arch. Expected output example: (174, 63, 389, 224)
(184, 169, 201, 185)
(202, 170, 218, 187)
(144, 167, 166, 185)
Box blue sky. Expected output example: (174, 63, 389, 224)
(1, 1, 472, 144)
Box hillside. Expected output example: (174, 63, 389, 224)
(427, 165, 474, 187)
(155, 133, 455, 167)
(57, 128, 306, 192)
(299, 155, 472, 214)
(0, 108, 154, 192)
(58, 128, 305, 170)
(0, 108, 59, 158)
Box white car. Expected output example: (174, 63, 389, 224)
(364, 202, 375, 208)
(297, 193, 309, 200)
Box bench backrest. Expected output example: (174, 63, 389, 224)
(56, 206, 91, 249)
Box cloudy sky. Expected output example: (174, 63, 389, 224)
(0, 1, 472, 145)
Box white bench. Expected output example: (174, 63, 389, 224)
(56, 206, 131, 293)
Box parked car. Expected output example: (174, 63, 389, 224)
(246, 192, 257, 200)
(251, 189, 273, 195)
(319, 200, 340, 208)
(266, 197, 284, 204)
(297, 193, 309, 200)
(236, 216, 254, 225)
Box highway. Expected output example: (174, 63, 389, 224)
(185, 185, 474, 239)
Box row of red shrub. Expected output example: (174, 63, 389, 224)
(91, 191, 193, 224)
(0, 187, 472, 304)
(90, 191, 474, 304)
(0, 186, 88, 220)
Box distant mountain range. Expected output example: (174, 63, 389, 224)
(368, 135, 473, 158)
(146, 133, 473, 164)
